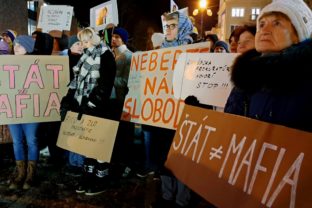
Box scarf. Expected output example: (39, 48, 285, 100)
(69, 44, 108, 104)
(161, 11, 194, 48)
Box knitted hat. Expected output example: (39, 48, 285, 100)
(213, 40, 229, 52)
(258, 0, 312, 42)
(0, 41, 9, 54)
(151, 33, 165, 48)
(14, 35, 35, 53)
(68, 35, 79, 48)
(113, 27, 129, 43)
(2, 29, 17, 42)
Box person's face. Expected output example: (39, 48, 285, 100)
(70, 41, 83, 54)
(237, 31, 255, 53)
(14, 43, 27, 55)
(255, 14, 299, 53)
(214, 46, 227, 53)
(111, 34, 123, 48)
(229, 36, 238, 53)
(81, 39, 93, 49)
(2, 35, 12, 44)
(164, 19, 178, 41)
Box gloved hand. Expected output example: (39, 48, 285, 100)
(184, 95, 200, 106)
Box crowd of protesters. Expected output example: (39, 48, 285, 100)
(0, 0, 312, 207)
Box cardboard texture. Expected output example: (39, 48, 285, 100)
(166, 105, 312, 208)
(57, 111, 119, 162)
(0, 55, 69, 125)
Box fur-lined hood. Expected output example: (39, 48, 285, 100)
(231, 39, 312, 92)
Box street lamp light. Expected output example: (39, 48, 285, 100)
(193, 0, 213, 39)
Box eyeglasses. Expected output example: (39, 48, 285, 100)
(163, 24, 178, 30)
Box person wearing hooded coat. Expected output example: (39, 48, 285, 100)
(151, 10, 196, 208)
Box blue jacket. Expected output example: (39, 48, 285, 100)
(224, 39, 312, 132)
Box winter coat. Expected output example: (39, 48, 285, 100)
(111, 45, 132, 102)
(161, 11, 193, 48)
(224, 39, 312, 132)
(61, 46, 116, 119)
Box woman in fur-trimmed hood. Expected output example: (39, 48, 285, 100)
(224, 0, 312, 132)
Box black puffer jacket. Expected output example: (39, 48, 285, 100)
(225, 39, 312, 132)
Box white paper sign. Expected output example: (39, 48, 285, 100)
(37, 5, 73, 32)
(90, 0, 119, 31)
(173, 53, 239, 107)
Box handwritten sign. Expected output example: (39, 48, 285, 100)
(90, 0, 119, 31)
(37, 5, 73, 32)
(173, 53, 238, 107)
(166, 105, 312, 208)
(0, 55, 69, 124)
(121, 42, 210, 129)
(57, 111, 119, 162)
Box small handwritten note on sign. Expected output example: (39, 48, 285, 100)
(57, 112, 119, 162)
(122, 42, 210, 130)
(0, 55, 69, 125)
(37, 5, 73, 32)
(173, 53, 238, 107)
(166, 105, 312, 208)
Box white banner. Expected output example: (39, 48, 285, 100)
(173, 53, 238, 107)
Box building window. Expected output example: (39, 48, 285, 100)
(231, 8, 245, 17)
(27, 1, 36, 11)
(251, 8, 260, 20)
(27, 1, 38, 35)
(230, 25, 241, 33)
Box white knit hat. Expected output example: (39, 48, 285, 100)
(151, 33, 165, 48)
(258, 0, 312, 42)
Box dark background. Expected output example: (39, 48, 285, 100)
(44, 0, 219, 50)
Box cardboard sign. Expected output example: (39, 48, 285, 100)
(173, 53, 238, 107)
(90, 0, 119, 31)
(57, 111, 119, 162)
(37, 5, 73, 33)
(0, 55, 69, 125)
(166, 105, 312, 208)
(121, 42, 210, 129)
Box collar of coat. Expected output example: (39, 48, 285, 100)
(231, 39, 312, 92)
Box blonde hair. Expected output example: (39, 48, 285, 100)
(77, 27, 101, 46)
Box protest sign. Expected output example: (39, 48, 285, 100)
(57, 111, 119, 162)
(173, 53, 238, 107)
(170, 0, 179, 12)
(90, 0, 119, 31)
(122, 42, 210, 129)
(0, 55, 69, 124)
(37, 5, 73, 33)
(166, 105, 312, 208)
